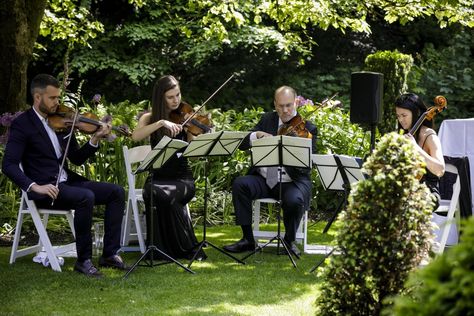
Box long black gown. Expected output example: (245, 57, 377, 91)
(142, 130, 204, 260)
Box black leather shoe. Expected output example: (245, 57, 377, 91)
(280, 240, 301, 257)
(223, 238, 256, 253)
(74, 259, 103, 278)
(99, 254, 128, 270)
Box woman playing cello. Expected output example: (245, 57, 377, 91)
(395, 93, 445, 207)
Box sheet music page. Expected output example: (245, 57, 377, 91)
(251, 135, 311, 167)
(152, 138, 188, 169)
(312, 154, 343, 190)
(210, 131, 249, 156)
(183, 131, 221, 157)
(135, 136, 188, 173)
(281, 136, 312, 168)
(335, 154, 366, 183)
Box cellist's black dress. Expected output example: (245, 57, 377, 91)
(142, 130, 204, 259)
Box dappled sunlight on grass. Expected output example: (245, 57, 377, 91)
(1, 223, 335, 314)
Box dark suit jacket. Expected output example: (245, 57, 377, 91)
(2, 108, 98, 200)
(240, 111, 318, 208)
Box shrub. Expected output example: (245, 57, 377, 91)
(365, 50, 413, 135)
(315, 132, 435, 316)
(387, 216, 474, 316)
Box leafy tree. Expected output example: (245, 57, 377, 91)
(2, 0, 474, 112)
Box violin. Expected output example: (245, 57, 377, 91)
(277, 113, 312, 139)
(169, 102, 212, 136)
(409, 95, 447, 135)
(48, 104, 131, 136)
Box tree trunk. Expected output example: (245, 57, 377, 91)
(0, 0, 47, 114)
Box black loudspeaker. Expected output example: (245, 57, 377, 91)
(350, 72, 384, 125)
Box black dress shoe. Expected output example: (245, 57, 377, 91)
(280, 240, 301, 257)
(74, 259, 103, 278)
(223, 238, 256, 253)
(99, 254, 128, 270)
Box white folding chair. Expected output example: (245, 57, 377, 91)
(252, 198, 307, 246)
(120, 144, 151, 253)
(9, 191, 76, 272)
(432, 163, 461, 254)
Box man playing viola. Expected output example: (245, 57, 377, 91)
(2, 74, 127, 277)
(223, 86, 317, 256)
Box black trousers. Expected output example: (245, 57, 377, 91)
(35, 180, 125, 262)
(232, 174, 305, 242)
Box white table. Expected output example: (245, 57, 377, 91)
(438, 118, 474, 215)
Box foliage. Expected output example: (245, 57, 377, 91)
(365, 50, 414, 135)
(387, 217, 474, 316)
(315, 132, 435, 315)
(30, 0, 473, 102)
(409, 29, 474, 120)
(39, 0, 104, 49)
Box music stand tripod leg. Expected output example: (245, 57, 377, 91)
(322, 195, 346, 234)
(188, 158, 245, 268)
(309, 248, 336, 273)
(241, 200, 298, 268)
(124, 171, 195, 279)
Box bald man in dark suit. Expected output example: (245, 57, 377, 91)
(223, 86, 317, 256)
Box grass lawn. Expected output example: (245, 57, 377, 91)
(0, 222, 337, 315)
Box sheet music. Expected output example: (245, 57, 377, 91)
(135, 136, 188, 174)
(183, 131, 249, 157)
(251, 135, 312, 168)
(312, 154, 364, 191)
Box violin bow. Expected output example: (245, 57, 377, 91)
(51, 84, 83, 205)
(181, 73, 235, 127)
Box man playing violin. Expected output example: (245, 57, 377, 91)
(2, 74, 127, 277)
(223, 86, 317, 256)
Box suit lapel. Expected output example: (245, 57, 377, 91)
(270, 112, 279, 135)
(27, 109, 60, 159)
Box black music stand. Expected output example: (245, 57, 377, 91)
(241, 135, 312, 268)
(183, 131, 249, 268)
(313, 154, 365, 234)
(309, 154, 364, 273)
(123, 136, 195, 278)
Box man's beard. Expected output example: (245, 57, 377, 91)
(38, 100, 55, 115)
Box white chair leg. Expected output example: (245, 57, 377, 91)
(9, 210, 25, 264)
(28, 205, 62, 272)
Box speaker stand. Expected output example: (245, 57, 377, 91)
(370, 123, 376, 153)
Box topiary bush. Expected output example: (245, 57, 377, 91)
(315, 132, 435, 316)
(365, 50, 413, 135)
(387, 216, 474, 316)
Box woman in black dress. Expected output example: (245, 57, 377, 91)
(131, 75, 205, 260)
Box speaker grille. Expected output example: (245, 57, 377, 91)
(350, 72, 384, 125)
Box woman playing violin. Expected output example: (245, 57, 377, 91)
(131, 75, 205, 260)
(395, 93, 445, 206)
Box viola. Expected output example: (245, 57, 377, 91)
(48, 104, 131, 136)
(169, 102, 212, 136)
(277, 113, 312, 139)
(409, 95, 447, 135)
